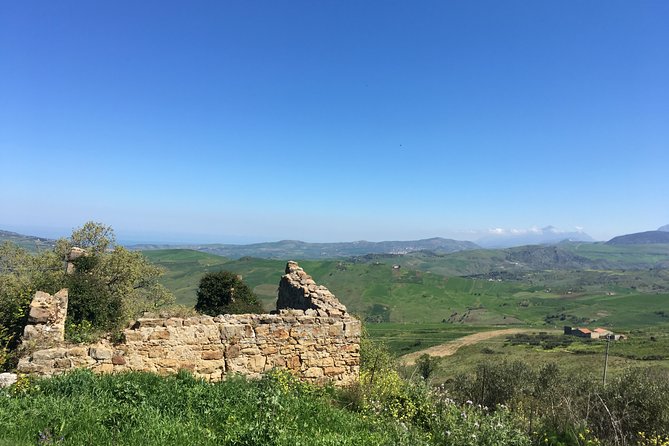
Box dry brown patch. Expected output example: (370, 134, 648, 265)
(400, 328, 536, 365)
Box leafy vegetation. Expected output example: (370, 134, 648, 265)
(3, 340, 667, 446)
(0, 369, 424, 446)
(3, 232, 669, 444)
(0, 229, 56, 253)
(131, 237, 479, 260)
(143, 249, 669, 331)
(0, 222, 174, 371)
(195, 270, 263, 316)
(448, 360, 669, 445)
(0, 241, 66, 369)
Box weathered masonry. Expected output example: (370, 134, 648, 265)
(17, 261, 361, 384)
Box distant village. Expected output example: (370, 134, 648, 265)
(563, 326, 626, 340)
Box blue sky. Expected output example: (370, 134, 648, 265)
(1, 1, 668, 243)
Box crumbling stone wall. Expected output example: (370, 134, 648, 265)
(22, 289, 68, 348)
(277, 261, 348, 316)
(17, 262, 361, 384)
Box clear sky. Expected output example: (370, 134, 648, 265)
(1, 1, 668, 243)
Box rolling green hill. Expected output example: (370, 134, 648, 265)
(134, 237, 479, 259)
(0, 230, 55, 252)
(384, 242, 669, 276)
(143, 249, 669, 334)
(607, 230, 669, 245)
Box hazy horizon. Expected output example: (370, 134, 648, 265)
(1, 221, 664, 246)
(2, 2, 667, 244)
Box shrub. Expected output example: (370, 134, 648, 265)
(0, 243, 64, 371)
(0, 222, 174, 369)
(415, 354, 439, 380)
(195, 271, 263, 316)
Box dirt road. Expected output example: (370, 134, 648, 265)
(400, 328, 534, 365)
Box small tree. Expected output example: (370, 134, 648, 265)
(415, 354, 438, 381)
(195, 271, 263, 316)
(62, 224, 175, 331)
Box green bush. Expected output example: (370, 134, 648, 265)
(0, 242, 64, 371)
(64, 320, 97, 344)
(0, 223, 175, 368)
(195, 270, 263, 316)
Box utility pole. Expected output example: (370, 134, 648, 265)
(602, 335, 611, 385)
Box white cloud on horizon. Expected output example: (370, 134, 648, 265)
(486, 225, 586, 237)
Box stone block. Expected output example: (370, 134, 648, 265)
(148, 329, 170, 340)
(312, 357, 334, 368)
(261, 346, 278, 355)
(134, 318, 165, 328)
(179, 363, 196, 372)
(287, 355, 301, 370)
(201, 350, 224, 360)
(112, 355, 126, 365)
(248, 355, 266, 373)
(226, 344, 241, 359)
(89, 347, 113, 360)
(0, 373, 18, 388)
(66, 347, 88, 357)
(157, 358, 179, 369)
(17, 358, 50, 374)
(164, 318, 183, 327)
(344, 320, 362, 337)
(148, 347, 165, 358)
(70, 356, 96, 367)
(266, 356, 286, 369)
(273, 328, 290, 340)
(197, 360, 225, 374)
(33, 348, 68, 361)
(123, 330, 144, 342)
(304, 367, 324, 378)
(220, 324, 254, 341)
(324, 366, 346, 376)
(54, 358, 73, 369)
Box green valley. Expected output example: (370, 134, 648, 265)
(143, 246, 669, 362)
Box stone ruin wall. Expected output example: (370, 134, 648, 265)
(16, 261, 361, 385)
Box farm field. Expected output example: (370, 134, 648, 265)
(143, 248, 669, 378)
(143, 249, 669, 329)
(416, 327, 669, 383)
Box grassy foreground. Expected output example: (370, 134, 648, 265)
(0, 368, 532, 446)
(3, 352, 669, 445)
(0, 370, 418, 446)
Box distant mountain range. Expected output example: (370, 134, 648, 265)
(607, 230, 669, 245)
(476, 226, 594, 248)
(3, 224, 668, 259)
(129, 237, 480, 259)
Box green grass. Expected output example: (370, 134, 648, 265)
(142, 249, 231, 301)
(562, 242, 669, 266)
(0, 370, 424, 446)
(417, 328, 669, 384)
(364, 323, 486, 355)
(143, 248, 669, 380)
(144, 249, 669, 330)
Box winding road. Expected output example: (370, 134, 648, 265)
(400, 328, 535, 365)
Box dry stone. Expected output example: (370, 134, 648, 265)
(17, 262, 360, 385)
(22, 289, 68, 347)
(65, 247, 86, 274)
(0, 373, 17, 388)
